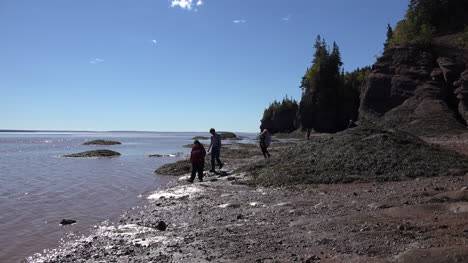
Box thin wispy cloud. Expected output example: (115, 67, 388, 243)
(170, 0, 204, 10)
(233, 19, 247, 24)
(282, 14, 291, 22)
(89, 58, 104, 64)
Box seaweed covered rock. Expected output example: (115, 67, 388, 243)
(83, 139, 122, 145)
(63, 150, 121, 158)
(154, 160, 191, 176)
(240, 127, 468, 186)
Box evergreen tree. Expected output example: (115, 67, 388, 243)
(384, 24, 393, 49)
(260, 96, 299, 134)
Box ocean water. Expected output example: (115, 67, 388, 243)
(0, 132, 237, 262)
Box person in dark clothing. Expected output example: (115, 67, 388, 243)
(259, 129, 271, 158)
(207, 128, 223, 172)
(188, 140, 206, 183)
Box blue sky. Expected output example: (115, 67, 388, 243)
(0, 0, 408, 132)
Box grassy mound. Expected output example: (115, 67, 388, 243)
(83, 139, 122, 145)
(63, 149, 121, 158)
(239, 127, 468, 186)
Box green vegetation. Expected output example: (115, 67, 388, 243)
(390, 0, 468, 46)
(260, 96, 299, 134)
(260, 37, 369, 136)
(384, 24, 393, 49)
(299, 36, 364, 133)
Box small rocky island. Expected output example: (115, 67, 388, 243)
(82, 139, 122, 145)
(62, 150, 121, 158)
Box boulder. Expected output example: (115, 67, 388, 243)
(63, 150, 121, 158)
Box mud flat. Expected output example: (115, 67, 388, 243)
(29, 131, 468, 263)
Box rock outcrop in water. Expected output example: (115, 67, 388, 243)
(359, 35, 468, 136)
(220, 132, 237, 140)
(63, 150, 121, 158)
(83, 140, 122, 145)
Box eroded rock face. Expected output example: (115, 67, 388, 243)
(454, 70, 468, 125)
(359, 43, 467, 136)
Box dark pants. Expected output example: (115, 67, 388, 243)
(211, 147, 222, 170)
(190, 161, 204, 182)
(260, 143, 270, 158)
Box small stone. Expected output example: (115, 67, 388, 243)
(156, 221, 167, 231)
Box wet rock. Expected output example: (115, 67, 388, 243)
(62, 150, 121, 158)
(60, 219, 77, 225)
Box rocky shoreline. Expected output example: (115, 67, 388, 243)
(28, 134, 468, 263)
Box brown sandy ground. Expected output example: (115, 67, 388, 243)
(28, 137, 468, 263)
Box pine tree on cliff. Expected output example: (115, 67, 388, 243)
(384, 24, 393, 49)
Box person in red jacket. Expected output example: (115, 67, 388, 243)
(188, 140, 206, 183)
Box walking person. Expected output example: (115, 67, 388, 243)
(188, 140, 206, 183)
(207, 128, 223, 172)
(259, 129, 271, 158)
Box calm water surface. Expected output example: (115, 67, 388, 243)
(0, 132, 217, 262)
